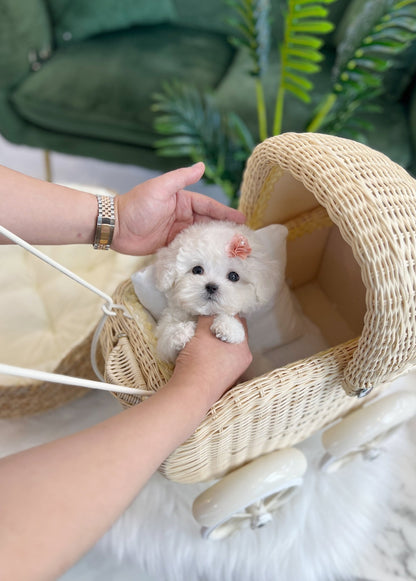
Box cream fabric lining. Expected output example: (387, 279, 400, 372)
(0, 243, 144, 387)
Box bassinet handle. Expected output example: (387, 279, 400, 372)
(240, 133, 416, 397)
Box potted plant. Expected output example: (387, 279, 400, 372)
(152, 0, 416, 207)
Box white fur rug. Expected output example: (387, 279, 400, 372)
(1, 384, 414, 581)
(101, 412, 413, 581)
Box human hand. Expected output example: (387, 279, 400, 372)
(172, 316, 252, 408)
(112, 162, 246, 255)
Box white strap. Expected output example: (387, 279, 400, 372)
(0, 363, 146, 396)
(0, 225, 127, 316)
(0, 224, 148, 397)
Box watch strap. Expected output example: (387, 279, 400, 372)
(93, 194, 115, 250)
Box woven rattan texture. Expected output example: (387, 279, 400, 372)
(101, 280, 371, 483)
(102, 281, 173, 405)
(241, 133, 416, 395)
(101, 132, 416, 483)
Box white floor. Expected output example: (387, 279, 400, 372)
(1, 135, 415, 581)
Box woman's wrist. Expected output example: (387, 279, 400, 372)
(163, 373, 214, 416)
(0, 165, 100, 246)
(110, 193, 123, 252)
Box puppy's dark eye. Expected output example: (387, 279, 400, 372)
(192, 265, 204, 275)
(227, 271, 240, 282)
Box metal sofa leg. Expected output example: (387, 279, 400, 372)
(44, 150, 52, 182)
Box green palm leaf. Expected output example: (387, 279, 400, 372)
(227, 0, 271, 140)
(273, 0, 336, 135)
(227, 0, 271, 76)
(308, 0, 416, 133)
(152, 81, 254, 207)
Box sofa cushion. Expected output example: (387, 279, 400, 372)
(0, 0, 52, 90)
(171, 0, 236, 35)
(46, 0, 177, 46)
(10, 25, 235, 149)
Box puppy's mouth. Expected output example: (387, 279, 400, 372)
(196, 295, 235, 317)
(196, 286, 221, 315)
(203, 292, 219, 307)
(198, 303, 219, 316)
(205, 293, 218, 302)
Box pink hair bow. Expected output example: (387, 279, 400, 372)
(228, 234, 252, 259)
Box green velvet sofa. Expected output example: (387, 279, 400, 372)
(1, 0, 416, 175)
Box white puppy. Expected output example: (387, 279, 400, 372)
(153, 220, 285, 363)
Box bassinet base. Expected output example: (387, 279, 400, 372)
(0, 330, 98, 418)
(100, 417, 414, 581)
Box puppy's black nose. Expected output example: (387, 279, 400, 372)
(205, 283, 218, 295)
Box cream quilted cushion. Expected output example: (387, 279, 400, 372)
(0, 243, 144, 385)
(0, 184, 147, 418)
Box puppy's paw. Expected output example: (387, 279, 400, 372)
(172, 321, 197, 351)
(157, 321, 196, 362)
(156, 337, 177, 363)
(211, 314, 245, 344)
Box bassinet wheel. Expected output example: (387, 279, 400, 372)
(192, 448, 307, 540)
(320, 390, 416, 473)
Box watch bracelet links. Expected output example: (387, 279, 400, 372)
(93, 194, 115, 250)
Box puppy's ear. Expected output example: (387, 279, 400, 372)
(254, 268, 281, 305)
(255, 224, 288, 266)
(154, 245, 179, 292)
(251, 224, 288, 305)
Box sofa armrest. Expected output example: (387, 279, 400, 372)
(0, 0, 52, 90)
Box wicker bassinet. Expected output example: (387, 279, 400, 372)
(100, 133, 416, 484)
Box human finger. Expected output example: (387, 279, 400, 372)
(187, 191, 246, 224)
(194, 314, 248, 339)
(155, 162, 206, 194)
(175, 315, 252, 397)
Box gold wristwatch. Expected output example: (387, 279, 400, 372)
(93, 194, 115, 250)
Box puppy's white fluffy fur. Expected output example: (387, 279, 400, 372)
(154, 221, 284, 362)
